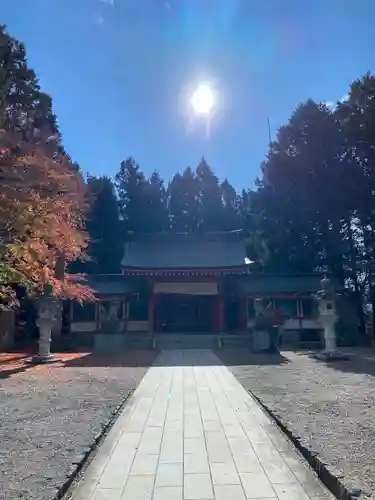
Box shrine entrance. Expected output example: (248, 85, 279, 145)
(155, 294, 214, 333)
(225, 298, 242, 332)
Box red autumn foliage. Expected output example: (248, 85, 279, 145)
(0, 129, 94, 303)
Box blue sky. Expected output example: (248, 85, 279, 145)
(3, 0, 375, 189)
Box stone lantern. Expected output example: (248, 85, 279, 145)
(315, 277, 348, 360)
(29, 285, 59, 364)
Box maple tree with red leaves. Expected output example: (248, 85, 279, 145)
(0, 129, 94, 304)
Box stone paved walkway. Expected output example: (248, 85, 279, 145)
(71, 350, 334, 500)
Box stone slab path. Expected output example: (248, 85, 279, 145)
(71, 350, 334, 500)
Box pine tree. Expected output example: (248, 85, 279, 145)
(115, 157, 147, 233)
(196, 158, 224, 231)
(221, 178, 240, 230)
(0, 25, 40, 132)
(84, 176, 123, 273)
(255, 100, 348, 274)
(168, 167, 199, 232)
(32, 92, 65, 156)
(143, 172, 169, 232)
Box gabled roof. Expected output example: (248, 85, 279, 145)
(85, 274, 137, 295)
(228, 274, 340, 294)
(121, 231, 247, 270)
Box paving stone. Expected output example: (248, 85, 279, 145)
(138, 434, 163, 454)
(97, 454, 133, 489)
(184, 473, 214, 499)
(117, 432, 142, 449)
(70, 475, 99, 500)
(160, 442, 183, 463)
(281, 451, 310, 472)
(210, 462, 240, 485)
(213, 485, 246, 500)
(130, 454, 159, 475)
(184, 416, 204, 438)
(120, 475, 155, 500)
(232, 452, 263, 473)
(155, 463, 183, 487)
(184, 453, 210, 473)
(153, 486, 183, 500)
(245, 428, 271, 444)
(147, 417, 166, 427)
(252, 442, 282, 462)
(262, 460, 297, 484)
(163, 431, 183, 445)
(227, 435, 254, 455)
(239, 472, 277, 499)
(273, 482, 311, 499)
(202, 420, 222, 432)
(184, 437, 207, 454)
(222, 424, 247, 438)
(91, 488, 123, 500)
(206, 443, 233, 463)
(164, 420, 184, 432)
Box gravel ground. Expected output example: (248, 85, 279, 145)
(0, 350, 158, 500)
(217, 348, 375, 499)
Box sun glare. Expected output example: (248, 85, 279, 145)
(191, 84, 214, 115)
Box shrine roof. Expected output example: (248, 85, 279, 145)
(228, 274, 341, 294)
(85, 274, 137, 295)
(121, 231, 248, 270)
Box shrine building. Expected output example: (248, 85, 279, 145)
(70, 231, 325, 350)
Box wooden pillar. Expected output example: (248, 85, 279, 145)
(242, 297, 248, 331)
(212, 296, 218, 331)
(148, 291, 154, 333)
(218, 295, 224, 333)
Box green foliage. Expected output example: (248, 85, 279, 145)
(115, 157, 147, 232)
(75, 176, 123, 274)
(115, 158, 242, 235)
(143, 172, 169, 232)
(168, 167, 199, 232)
(196, 158, 224, 231)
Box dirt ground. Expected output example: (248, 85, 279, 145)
(0, 349, 158, 500)
(218, 348, 375, 499)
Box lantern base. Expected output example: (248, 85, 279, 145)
(27, 354, 60, 365)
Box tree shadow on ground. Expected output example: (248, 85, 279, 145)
(61, 348, 289, 368)
(0, 351, 37, 379)
(307, 347, 375, 377)
(61, 349, 159, 368)
(1, 348, 289, 372)
(0, 349, 159, 376)
(215, 349, 290, 367)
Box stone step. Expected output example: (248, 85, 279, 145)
(155, 334, 217, 350)
(219, 334, 251, 349)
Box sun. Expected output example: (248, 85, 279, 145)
(191, 83, 214, 115)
